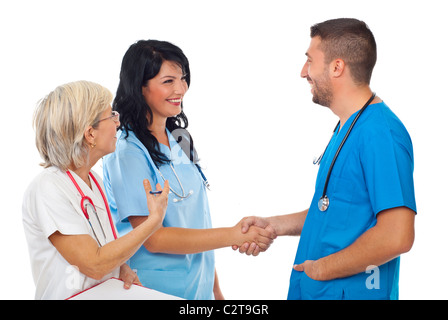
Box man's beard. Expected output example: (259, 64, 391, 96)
(310, 75, 333, 107)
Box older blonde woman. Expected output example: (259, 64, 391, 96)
(22, 81, 169, 300)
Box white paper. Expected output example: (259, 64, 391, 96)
(68, 278, 184, 300)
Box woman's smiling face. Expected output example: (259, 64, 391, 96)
(142, 60, 189, 121)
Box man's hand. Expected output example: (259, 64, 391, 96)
(231, 216, 277, 256)
(293, 260, 324, 281)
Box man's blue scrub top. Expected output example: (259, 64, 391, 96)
(288, 102, 416, 300)
(102, 129, 215, 300)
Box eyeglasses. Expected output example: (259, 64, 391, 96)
(94, 111, 120, 125)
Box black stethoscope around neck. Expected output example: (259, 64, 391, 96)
(315, 93, 376, 212)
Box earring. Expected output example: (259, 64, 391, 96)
(90, 142, 96, 148)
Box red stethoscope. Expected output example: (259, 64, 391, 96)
(66, 171, 118, 245)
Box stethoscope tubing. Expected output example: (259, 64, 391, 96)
(155, 162, 210, 202)
(66, 171, 118, 243)
(318, 93, 376, 211)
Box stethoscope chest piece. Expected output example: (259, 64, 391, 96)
(318, 195, 330, 212)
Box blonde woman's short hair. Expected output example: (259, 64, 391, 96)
(33, 80, 113, 170)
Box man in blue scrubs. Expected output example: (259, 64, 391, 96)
(238, 18, 416, 299)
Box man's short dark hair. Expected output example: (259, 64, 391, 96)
(311, 18, 377, 85)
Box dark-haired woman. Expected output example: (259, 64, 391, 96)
(102, 40, 275, 300)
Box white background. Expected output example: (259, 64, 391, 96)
(1, 0, 446, 300)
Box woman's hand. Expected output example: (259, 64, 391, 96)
(119, 264, 141, 289)
(232, 216, 277, 256)
(231, 220, 276, 252)
(143, 179, 169, 227)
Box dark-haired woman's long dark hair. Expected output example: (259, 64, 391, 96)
(113, 39, 197, 167)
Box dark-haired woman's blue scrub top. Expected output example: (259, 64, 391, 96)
(288, 102, 416, 300)
(102, 129, 214, 300)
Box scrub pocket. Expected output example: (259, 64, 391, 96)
(300, 273, 343, 300)
(324, 175, 356, 229)
(135, 269, 186, 299)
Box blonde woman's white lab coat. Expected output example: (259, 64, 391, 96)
(22, 166, 119, 300)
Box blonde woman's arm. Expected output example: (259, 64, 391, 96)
(49, 180, 169, 280)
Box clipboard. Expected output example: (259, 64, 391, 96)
(67, 278, 184, 300)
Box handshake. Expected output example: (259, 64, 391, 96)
(231, 216, 277, 256)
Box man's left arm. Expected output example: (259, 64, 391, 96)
(294, 206, 415, 281)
